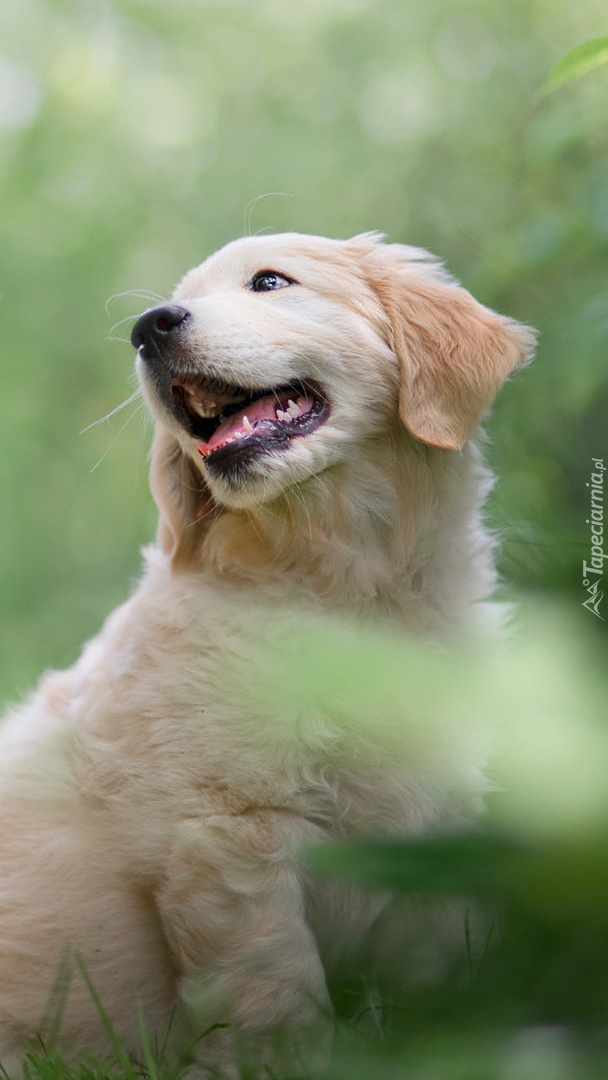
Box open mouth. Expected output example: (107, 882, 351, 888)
(171, 376, 330, 467)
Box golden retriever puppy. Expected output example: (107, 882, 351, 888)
(0, 232, 534, 1077)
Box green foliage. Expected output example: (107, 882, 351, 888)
(295, 610, 608, 1079)
(1, 3, 607, 1077)
(541, 36, 608, 96)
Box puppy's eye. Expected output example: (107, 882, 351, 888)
(249, 271, 296, 293)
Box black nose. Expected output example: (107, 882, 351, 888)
(131, 304, 190, 351)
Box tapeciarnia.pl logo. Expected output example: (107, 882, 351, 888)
(582, 457, 605, 620)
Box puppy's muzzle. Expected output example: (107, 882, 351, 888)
(132, 303, 330, 471)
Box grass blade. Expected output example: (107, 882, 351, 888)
(73, 953, 134, 1078)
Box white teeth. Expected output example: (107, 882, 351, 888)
(242, 415, 253, 432)
(191, 400, 220, 418)
(276, 398, 301, 423)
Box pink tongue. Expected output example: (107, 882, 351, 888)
(197, 391, 313, 456)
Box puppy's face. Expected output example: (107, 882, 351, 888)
(132, 232, 534, 562)
(133, 234, 399, 509)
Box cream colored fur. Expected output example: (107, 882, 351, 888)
(0, 233, 534, 1077)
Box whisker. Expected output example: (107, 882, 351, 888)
(107, 313, 145, 337)
(290, 490, 314, 537)
(184, 504, 215, 531)
(105, 289, 167, 316)
(242, 192, 294, 237)
(88, 402, 146, 473)
(244, 508, 267, 547)
(132, 410, 153, 495)
(80, 391, 143, 434)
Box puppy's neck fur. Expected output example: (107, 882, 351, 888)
(195, 431, 500, 636)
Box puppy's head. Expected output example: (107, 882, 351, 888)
(133, 233, 534, 564)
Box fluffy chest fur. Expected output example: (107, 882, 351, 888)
(9, 544, 484, 860)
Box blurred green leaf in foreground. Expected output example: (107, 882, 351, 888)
(541, 36, 608, 96)
(6, 601, 608, 1080)
(251, 601, 608, 1079)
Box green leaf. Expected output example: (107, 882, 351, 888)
(541, 36, 608, 96)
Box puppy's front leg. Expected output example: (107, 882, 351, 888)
(156, 811, 331, 1079)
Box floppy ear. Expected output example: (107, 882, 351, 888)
(369, 247, 536, 450)
(149, 426, 219, 568)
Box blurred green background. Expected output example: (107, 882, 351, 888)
(1, 0, 607, 702)
(1, 6, 608, 1077)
